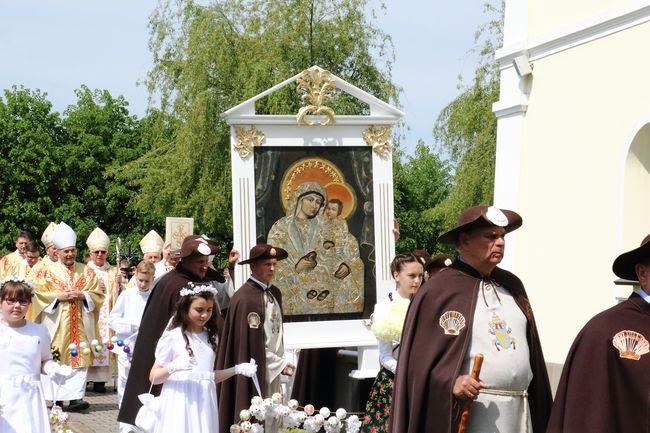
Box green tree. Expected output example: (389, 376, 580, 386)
(0, 86, 66, 254)
(430, 1, 503, 232)
(393, 140, 450, 253)
(125, 0, 400, 242)
(60, 85, 149, 254)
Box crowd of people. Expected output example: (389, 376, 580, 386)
(0, 205, 647, 433)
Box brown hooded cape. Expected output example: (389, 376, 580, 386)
(389, 259, 552, 433)
(216, 279, 282, 433)
(546, 293, 650, 433)
(117, 265, 225, 425)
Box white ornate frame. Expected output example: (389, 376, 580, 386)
(223, 66, 403, 375)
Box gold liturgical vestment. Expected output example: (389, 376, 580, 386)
(30, 262, 103, 368)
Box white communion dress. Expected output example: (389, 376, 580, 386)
(152, 327, 218, 433)
(0, 320, 52, 433)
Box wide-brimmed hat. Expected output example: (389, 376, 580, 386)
(612, 234, 650, 281)
(179, 235, 219, 258)
(428, 253, 454, 272)
(239, 244, 288, 265)
(438, 205, 522, 245)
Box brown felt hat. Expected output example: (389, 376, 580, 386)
(239, 244, 288, 265)
(179, 235, 219, 258)
(412, 249, 432, 269)
(438, 205, 522, 245)
(612, 234, 650, 281)
(427, 253, 454, 272)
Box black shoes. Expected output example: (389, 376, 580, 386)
(67, 399, 90, 411)
(92, 382, 107, 393)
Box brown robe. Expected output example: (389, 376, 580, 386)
(216, 279, 282, 433)
(117, 265, 224, 425)
(546, 293, 650, 433)
(389, 259, 552, 433)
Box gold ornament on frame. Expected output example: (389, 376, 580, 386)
(296, 67, 336, 126)
(234, 126, 265, 158)
(363, 125, 392, 156)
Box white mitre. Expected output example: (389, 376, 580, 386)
(53, 222, 77, 249)
(87, 227, 110, 251)
(140, 230, 164, 254)
(41, 222, 57, 248)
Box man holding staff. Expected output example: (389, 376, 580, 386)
(389, 205, 552, 433)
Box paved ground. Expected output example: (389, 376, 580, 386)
(64, 385, 120, 433)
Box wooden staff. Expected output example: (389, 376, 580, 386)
(457, 353, 484, 433)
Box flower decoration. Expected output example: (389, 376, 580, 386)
(370, 295, 410, 343)
(49, 404, 74, 433)
(179, 282, 218, 297)
(232, 395, 362, 433)
(0, 275, 36, 295)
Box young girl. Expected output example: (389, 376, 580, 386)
(0, 276, 70, 432)
(108, 260, 155, 410)
(145, 282, 256, 433)
(362, 253, 424, 433)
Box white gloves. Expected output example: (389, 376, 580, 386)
(166, 356, 194, 374)
(44, 362, 74, 384)
(234, 358, 258, 378)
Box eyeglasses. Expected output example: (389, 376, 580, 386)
(92, 251, 107, 255)
(3, 298, 30, 306)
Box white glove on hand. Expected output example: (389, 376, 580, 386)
(234, 358, 258, 378)
(166, 356, 194, 374)
(44, 362, 73, 384)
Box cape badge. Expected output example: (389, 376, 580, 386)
(247, 312, 261, 329)
(439, 311, 466, 335)
(488, 312, 515, 351)
(612, 330, 649, 360)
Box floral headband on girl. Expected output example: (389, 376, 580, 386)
(179, 282, 218, 297)
(0, 275, 36, 295)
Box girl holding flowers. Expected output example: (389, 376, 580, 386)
(0, 276, 71, 432)
(361, 254, 424, 433)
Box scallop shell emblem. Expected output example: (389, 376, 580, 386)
(612, 330, 649, 360)
(439, 311, 466, 335)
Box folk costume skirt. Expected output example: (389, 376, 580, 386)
(361, 367, 394, 433)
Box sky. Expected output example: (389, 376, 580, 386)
(0, 0, 486, 153)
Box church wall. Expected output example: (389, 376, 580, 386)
(495, 14, 650, 367)
(527, 0, 630, 37)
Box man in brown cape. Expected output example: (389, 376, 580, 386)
(390, 205, 552, 433)
(217, 244, 296, 433)
(546, 233, 650, 433)
(117, 235, 231, 428)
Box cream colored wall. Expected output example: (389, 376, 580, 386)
(510, 22, 650, 364)
(528, 0, 630, 37)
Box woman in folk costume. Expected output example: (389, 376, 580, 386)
(85, 227, 120, 393)
(143, 283, 256, 433)
(30, 222, 104, 411)
(362, 253, 424, 433)
(0, 276, 72, 432)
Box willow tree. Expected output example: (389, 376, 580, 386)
(430, 1, 504, 233)
(124, 0, 399, 242)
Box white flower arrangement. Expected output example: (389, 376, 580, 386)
(179, 282, 218, 297)
(49, 404, 74, 433)
(0, 275, 36, 294)
(370, 295, 410, 343)
(230, 396, 362, 433)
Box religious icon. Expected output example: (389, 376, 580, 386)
(257, 149, 373, 320)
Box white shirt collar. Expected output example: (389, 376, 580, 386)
(249, 275, 269, 290)
(636, 287, 650, 304)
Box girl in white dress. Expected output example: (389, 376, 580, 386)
(147, 283, 257, 433)
(0, 276, 70, 433)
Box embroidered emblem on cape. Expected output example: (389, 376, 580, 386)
(488, 312, 516, 351)
(439, 311, 466, 335)
(612, 330, 649, 360)
(247, 312, 261, 329)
